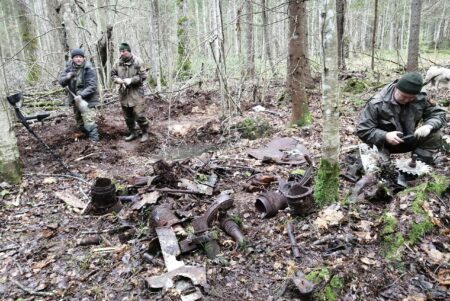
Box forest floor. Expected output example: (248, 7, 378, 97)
(1, 73, 449, 301)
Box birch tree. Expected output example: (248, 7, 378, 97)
(314, 0, 340, 206)
(245, 0, 255, 79)
(287, 0, 310, 126)
(406, 0, 422, 71)
(370, 0, 379, 70)
(0, 46, 21, 184)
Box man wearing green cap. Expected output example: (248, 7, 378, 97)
(58, 48, 99, 141)
(111, 42, 150, 142)
(356, 72, 446, 164)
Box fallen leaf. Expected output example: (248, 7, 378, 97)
(313, 204, 344, 229)
(54, 191, 86, 209)
(360, 257, 377, 265)
(43, 177, 57, 184)
(131, 191, 160, 210)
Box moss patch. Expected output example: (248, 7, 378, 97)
(381, 213, 405, 260)
(343, 78, 367, 94)
(236, 117, 271, 140)
(306, 267, 344, 301)
(0, 157, 22, 184)
(314, 159, 339, 207)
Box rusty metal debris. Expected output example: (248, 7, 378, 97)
(191, 192, 234, 233)
(255, 191, 287, 218)
(284, 184, 314, 216)
(89, 177, 122, 215)
(179, 233, 212, 253)
(76, 235, 101, 246)
(287, 222, 300, 258)
(395, 155, 431, 177)
(247, 137, 308, 165)
(146, 265, 207, 289)
(220, 215, 246, 247)
(152, 205, 181, 227)
(244, 174, 276, 192)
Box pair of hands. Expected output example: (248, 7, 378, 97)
(66, 72, 76, 80)
(385, 125, 433, 145)
(115, 78, 132, 86)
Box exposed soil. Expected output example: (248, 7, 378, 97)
(1, 82, 449, 300)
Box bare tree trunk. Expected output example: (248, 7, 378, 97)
(370, 0, 379, 70)
(0, 45, 22, 184)
(315, 0, 340, 206)
(61, 1, 78, 51)
(245, 0, 255, 79)
(406, 0, 422, 72)
(261, 0, 276, 75)
(151, 0, 162, 91)
(287, 0, 309, 126)
(336, 0, 346, 70)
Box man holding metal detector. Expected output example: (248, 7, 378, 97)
(58, 48, 99, 142)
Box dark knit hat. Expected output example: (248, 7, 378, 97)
(119, 43, 131, 52)
(396, 72, 423, 95)
(70, 48, 85, 58)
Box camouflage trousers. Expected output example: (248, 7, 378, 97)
(121, 105, 149, 132)
(73, 105, 97, 132)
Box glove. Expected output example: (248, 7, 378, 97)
(385, 131, 404, 145)
(66, 72, 75, 80)
(114, 78, 124, 85)
(414, 124, 433, 138)
(123, 78, 132, 86)
(74, 95, 83, 102)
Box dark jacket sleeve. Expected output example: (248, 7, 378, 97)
(422, 100, 446, 130)
(58, 62, 72, 87)
(78, 67, 98, 98)
(356, 100, 388, 146)
(111, 61, 119, 81)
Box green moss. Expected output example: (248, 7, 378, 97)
(306, 268, 344, 301)
(237, 117, 271, 140)
(408, 218, 434, 245)
(428, 174, 450, 196)
(313, 159, 339, 206)
(0, 157, 22, 184)
(290, 110, 312, 127)
(343, 78, 367, 94)
(381, 214, 405, 260)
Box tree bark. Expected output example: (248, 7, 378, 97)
(245, 0, 255, 79)
(314, 0, 340, 206)
(0, 45, 22, 184)
(406, 0, 422, 72)
(371, 0, 379, 70)
(287, 0, 309, 126)
(261, 0, 276, 75)
(336, 0, 346, 70)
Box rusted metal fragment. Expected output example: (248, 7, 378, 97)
(152, 205, 181, 227)
(191, 192, 233, 233)
(146, 265, 207, 289)
(220, 216, 246, 246)
(284, 184, 314, 216)
(179, 179, 213, 195)
(247, 137, 308, 165)
(179, 233, 212, 253)
(255, 191, 287, 218)
(155, 227, 184, 271)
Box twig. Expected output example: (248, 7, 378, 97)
(0, 246, 18, 253)
(74, 152, 99, 162)
(10, 278, 55, 297)
(24, 173, 91, 185)
(80, 225, 131, 235)
(432, 192, 449, 210)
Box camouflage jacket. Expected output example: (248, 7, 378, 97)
(356, 80, 446, 147)
(58, 61, 99, 107)
(111, 54, 147, 107)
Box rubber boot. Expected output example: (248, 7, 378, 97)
(140, 132, 149, 143)
(88, 127, 100, 142)
(125, 131, 138, 142)
(413, 148, 434, 165)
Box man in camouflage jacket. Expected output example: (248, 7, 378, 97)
(356, 72, 446, 164)
(58, 48, 99, 141)
(111, 43, 149, 142)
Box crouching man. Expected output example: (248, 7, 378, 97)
(58, 48, 99, 141)
(356, 72, 446, 164)
(111, 43, 149, 143)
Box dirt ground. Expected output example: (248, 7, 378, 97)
(1, 80, 449, 301)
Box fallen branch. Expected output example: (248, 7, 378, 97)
(24, 173, 91, 186)
(10, 278, 55, 297)
(0, 245, 18, 253)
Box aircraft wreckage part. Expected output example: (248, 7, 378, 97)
(91, 178, 117, 209)
(155, 226, 184, 272)
(285, 184, 314, 216)
(255, 191, 288, 218)
(117, 195, 139, 203)
(247, 137, 308, 165)
(179, 233, 212, 253)
(394, 157, 431, 177)
(220, 217, 246, 245)
(152, 205, 181, 227)
(146, 265, 207, 289)
(191, 192, 234, 233)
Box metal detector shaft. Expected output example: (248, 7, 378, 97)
(12, 106, 73, 175)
